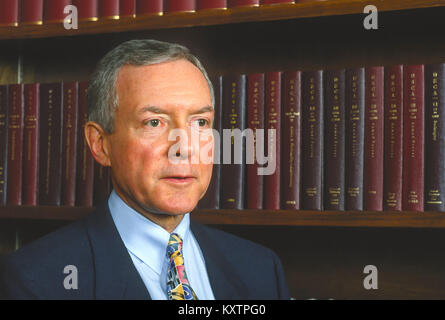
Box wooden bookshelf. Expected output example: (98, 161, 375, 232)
(1, 0, 445, 40)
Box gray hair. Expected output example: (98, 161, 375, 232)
(87, 39, 214, 133)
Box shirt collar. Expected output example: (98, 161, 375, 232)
(108, 189, 190, 275)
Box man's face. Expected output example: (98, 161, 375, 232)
(108, 59, 214, 215)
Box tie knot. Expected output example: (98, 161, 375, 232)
(166, 233, 183, 259)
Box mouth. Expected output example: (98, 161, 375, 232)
(162, 176, 196, 184)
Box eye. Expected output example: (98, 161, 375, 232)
(195, 119, 209, 127)
(147, 119, 160, 127)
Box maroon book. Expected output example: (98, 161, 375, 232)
(72, 0, 98, 21)
(22, 0, 44, 25)
(0, 0, 19, 26)
(164, 0, 195, 13)
(281, 71, 301, 210)
(23, 83, 40, 206)
(345, 68, 365, 211)
(301, 70, 323, 211)
(99, 0, 119, 18)
(228, 0, 258, 7)
(261, 0, 294, 4)
(425, 64, 445, 211)
(246, 73, 264, 209)
(120, 0, 136, 17)
(94, 162, 111, 205)
(44, 0, 72, 23)
(403, 65, 424, 212)
(0, 86, 8, 205)
(136, 0, 163, 15)
(61, 82, 79, 206)
(39, 82, 63, 206)
(76, 81, 95, 207)
(324, 69, 345, 211)
(197, 0, 226, 10)
(364, 67, 384, 211)
(383, 65, 403, 211)
(6, 84, 24, 206)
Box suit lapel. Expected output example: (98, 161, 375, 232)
(85, 203, 151, 300)
(190, 220, 248, 300)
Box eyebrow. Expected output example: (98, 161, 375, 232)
(138, 105, 214, 115)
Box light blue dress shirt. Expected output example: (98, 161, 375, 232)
(108, 190, 215, 300)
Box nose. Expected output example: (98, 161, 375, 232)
(167, 127, 197, 163)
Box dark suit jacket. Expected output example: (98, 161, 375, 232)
(0, 203, 290, 300)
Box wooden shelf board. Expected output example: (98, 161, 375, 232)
(1, 0, 445, 40)
(0, 206, 444, 228)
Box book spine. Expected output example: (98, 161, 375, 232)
(261, 0, 294, 4)
(0, 0, 19, 26)
(345, 68, 365, 211)
(220, 74, 247, 209)
(6, 84, 24, 205)
(94, 162, 111, 205)
(324, 69, 345, 210)
(76, 81, 95, 207)
(164, 0, 196, 13)
(301, 70, 323, 210)
(403, 65, 424, 211)
(61, 82, 79, 206)
(383, 65, 403, 211)
(23, 83, 40, 206)
(44, 0, 72, 23)
(364, 67, 384, 211)
(197, 0, 227, 10)
(99, 0, 120, 19)
(228, 0, 259, 7)
(136, 0, 163, 15)
(281, 71, 301, 210)
(72, 0, 98, 21)
(120, 0, 136, 17)
(0, 86, 8, 205)
(21, 0, 44, 25)
(197, 75, 223, 209)
(425, 64, 445, 211)
(246, 73, 264, 209)
(39, 83, 63, 206)
(264, 71, 282, 210)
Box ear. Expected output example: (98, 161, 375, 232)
(84, 121, 111, 167)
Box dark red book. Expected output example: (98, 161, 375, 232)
(425, 64, 445, 211)
(94, 162, 111, 205)
(281, 71, 301, 210)
(0, 0, 19, 26)
(263, 72, 281, 210)
(72, 0, 98, 21)
(76, 81, 94, 207)
(345, 68, 365, 211)
(22, 0, 44, 25)
(6, 84, 24, 206)
(164, 0, 195, 13)
(220, 74, 247, 209)
(246, 73, 264, 209)
(99, 0, 119, 18)
(44, 0, 72, 23)
(364, 67, 384, 211)
(120, 0, 136, 17)
(228, 0, 259, 7)
(301, 70, 323, 210)
(324, 69, 345, 211)
(383, 65, 403, 211)
(0, 86, 8, 205)
(61, 82, 79, 206)
(261, 0, 294, 4)
(39, 82, 63, 206)
(403, 65, 424, 212)
(197, 0, 226, 10)
(23, 83, 40, 206)
(197, 75, 222, 210)
(136, 0, 163, 15)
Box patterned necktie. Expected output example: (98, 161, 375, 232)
(166, 233, 198, 300)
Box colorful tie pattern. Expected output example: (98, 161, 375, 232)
(166, 233, 198, 300)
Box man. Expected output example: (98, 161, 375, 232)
(0, 40, 290, 300)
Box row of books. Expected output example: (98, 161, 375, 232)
(0, 81, 111, 207)
(198, 64, 445, 212)
(0, 0, 322, 27)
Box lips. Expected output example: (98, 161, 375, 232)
(162, 175, 196, 184)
